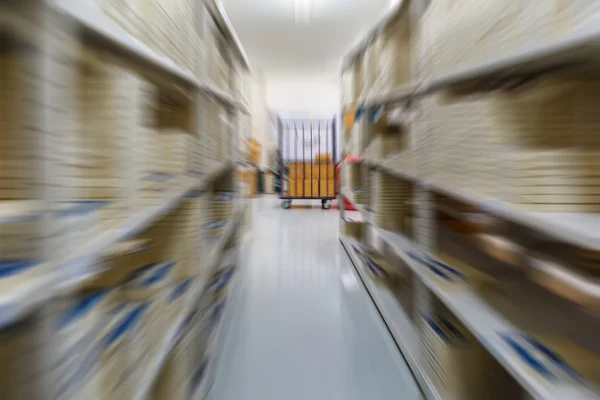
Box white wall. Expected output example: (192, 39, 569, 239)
(266, 74, 339, 118)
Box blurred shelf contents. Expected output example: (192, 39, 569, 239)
(339, 1, 600, 400)
(0, 0, 250, 399)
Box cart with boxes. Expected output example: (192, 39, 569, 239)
(278, 118, 337, 209)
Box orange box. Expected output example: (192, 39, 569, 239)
(303, 180, 318, 197)
(289, 163, 304, 179)
(300, 180, 336, 197)
(303, 163, 334, 179)
(320, 180, 335, 196)
(315, 153, 331, 162)
(289, 180, 303, 197)
(317, 164, 334, 179)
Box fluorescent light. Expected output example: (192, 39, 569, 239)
(293, 0, 313, 24)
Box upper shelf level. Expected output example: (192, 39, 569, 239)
(342, 0, 410, 71)
(343, 3, 600, 109)
(44, 0, 249, 111)
(209, 0, 251, 73)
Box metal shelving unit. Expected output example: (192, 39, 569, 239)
(340, 1, 600, 400)
(0, 0, 250, 398)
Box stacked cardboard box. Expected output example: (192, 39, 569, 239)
(119, 262, 177, 373)
(287, 162, 335, 197)
(372, 171, 412, 234)
(153, 351, 189, 400)
(421, 1, 600, 82)
(205, 14, 232, 93)
(0, 202, 43, 265)
(427, 77, 600, 212)
(130, 0, 198, 74)
(143, 197, 202, 281)
(95, 303, 150, 399)
(58, 59, 136, 229)
(0, 313, 54, 400)
(50, 291, 112, 399)
(420, 313, 531, 400)
(378, 11, 412, 92)
(202, 190, 233, 243)
(0, 47, 43, 201)
(101, 0, 144, 38)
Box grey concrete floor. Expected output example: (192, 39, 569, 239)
(207, 197, 422, 400)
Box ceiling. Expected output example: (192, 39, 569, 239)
(222, 0, 393, 79)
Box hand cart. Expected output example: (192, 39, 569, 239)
(278, 117, 337, 209)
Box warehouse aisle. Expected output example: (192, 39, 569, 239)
(207, 197, 422, 400)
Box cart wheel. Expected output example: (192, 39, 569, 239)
(282, 200, 291, 209)
(322, 200, 331, 210)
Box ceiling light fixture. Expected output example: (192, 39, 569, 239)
(293, 0, 313, 25)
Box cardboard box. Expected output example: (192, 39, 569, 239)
(289, 163, 304, 179)
(420, 314, 490, 400)
(320, 180, 335, 197)
(341, 218, 364, 240)
(288, 180, 303, 197)
(304, 180, 318, 197)
(303, 163, 334, 179)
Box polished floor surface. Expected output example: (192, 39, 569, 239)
(207, 197, 422, 400)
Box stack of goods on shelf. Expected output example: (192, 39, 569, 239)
(247, 137, 261, 165)
(203, 176, 235, 249)
(64, 56, 135, 231)
(59, 244, 153, 399)
(378, 9, 412, 92)
(203, 191, 232, 241)
(361, 36, 383, 100)
(117, 261, 177, 391)
(56, 201, 107, 281)
(340, 216, 364, 240)
(0, 312, 54, 400)
(0, 42, 44, 202)
(107, 0, 200, 74)
(229, 61, 243, 100)
(420, 312, 524, 400)
(203, 98, 229, 163)
(0, 0, 244, 398)
(342, 162, 366, 205)
(354, 243, 402, 283)
(143, 197, 202, 281)
(0, 38, 50, 282)
(153, 351, 189, 400)
(372, 171, 412, 237)
(220, 113, 235, 162)
(414, 0, 600, 212)
(100, 0, 145, 38)
(365, 113, 413, 174)
(51, 291, 111, 399)
(135, 84, 177, 211)
(205, 13, 231, 92)
(237, 168, 257, 198)
(422, 2, 600, 213)
(420, 1, 599, 82)
(154, 281, 208, 400)
(197, 95, 215, 167)
(155, 93, 195, 184)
